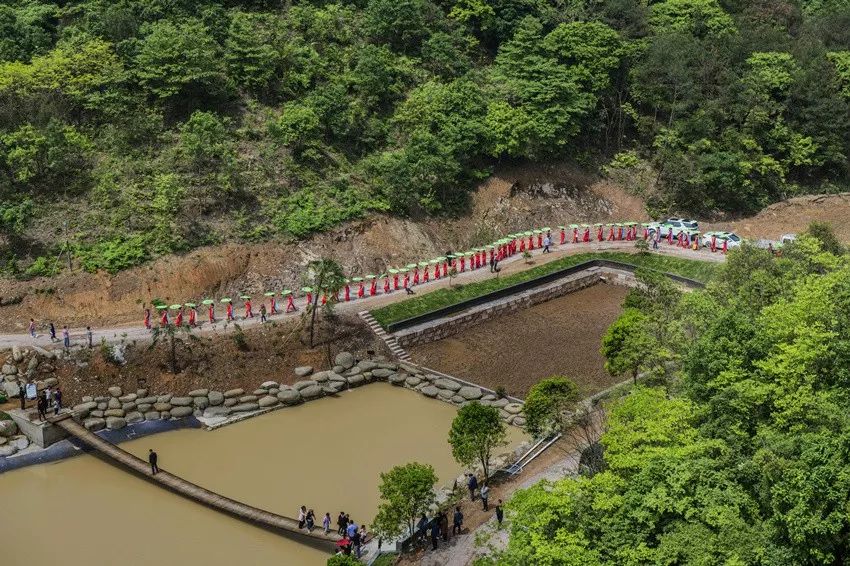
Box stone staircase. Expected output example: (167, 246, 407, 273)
(359, 311, 411, 362)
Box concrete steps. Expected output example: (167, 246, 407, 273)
(359, 311, 411, 362)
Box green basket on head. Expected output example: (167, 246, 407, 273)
(239, 295, 251, 300)
(436, 256, 447, 262)
(569, 224, 579, 229)
(301, 287, 313, 293)
(364, 274, 376, 280)
(220, 298, 232, 303)
(263, 292, 275, 297)
(522, 231, 533, 236)
(594, 223, 603, 227)
(169, 304, 182, 310)
(405, 263, 417, 270)
(201, 299, 214, 305)
(418, 261, 429, 268)
(351, 277, 363, 283)
(281, 289, 292, 296)
(184, 302, 196, 308)
(388, 268, 399, 274)
(399, 267, 409, 273)
(155, 304, 168, 310)
(542, 227, 551, 232)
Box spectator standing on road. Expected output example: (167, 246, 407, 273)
(260, 303, 267, 323)
(480, 482, 490, 511)
(29, 318, 36, 338)
(542, 234, 551, 254)
(452, 506, 463, 535)
(18, 379, 26, 410)
(37, 392, 48, 421)
(467, 473, 478, 501)
(62, 325, 70, 348)
(49, 322, 56, 342)
(495, 500, 504, 526)
(53, 387, 62, 414)
(86, 326, 93, 348)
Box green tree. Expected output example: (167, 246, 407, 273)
(448, 402, 507, 480)
(601, 308, 662, 384)
(135, 18, 230, 101)
(1, 120, 92, 193)
(224, 11, 282, 94)
(302, 258, 347, 347)
(523, 376, 580, 437)
(372, 462, 438, 540)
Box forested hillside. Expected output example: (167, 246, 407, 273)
(1, 0, 849, 276)
(503, 227, 850, 564)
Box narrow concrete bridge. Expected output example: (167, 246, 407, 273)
(51, 414, 341, 548)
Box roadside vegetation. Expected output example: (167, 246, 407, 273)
(370, 251, 719, 327)
(1, 0, 849, 276)
(498, 223, 850, 564)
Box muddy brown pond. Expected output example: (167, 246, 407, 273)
(1, 383, 526, 565)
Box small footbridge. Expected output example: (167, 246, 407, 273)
(51, 414, 341, 548)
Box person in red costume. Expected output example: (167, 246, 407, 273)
(175, 309, 183, 327)
(344, 283, 351, 302)
(286, 294, 296, 312)
(608, 225, 615, 241)
(560, 227, 566, 245)
(244, 299, 253, 319)
(160, 309, 168, 327)
(226, 302, 234, 321)
(208, 304, 215, 323)
(597, 225, 604, 242)
(188, 307, 196, 327)
(270, 296, 278, 314)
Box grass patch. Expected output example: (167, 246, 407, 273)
(372, 553, 398, 566)
(371, 252, 719, 328)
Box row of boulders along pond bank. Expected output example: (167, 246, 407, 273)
(1, 350, 525, 458)
(72, 350, 524, 432)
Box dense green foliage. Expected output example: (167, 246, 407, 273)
(500, 227, 850, 564)
(372, 461, 438, 540)
(448, 401, 507, 479)
(370, 251, 719, 327)
(1, 0, 848, 275)
(522, 376, 580, 437)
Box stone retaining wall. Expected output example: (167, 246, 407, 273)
(1, 350, 525, 459)
(393, 266, 645, 348)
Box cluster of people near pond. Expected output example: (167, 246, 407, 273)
(416, 473, 504, 553)
(295, 507, 370, 558)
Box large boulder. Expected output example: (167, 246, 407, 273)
(358, 360, 379, 372)
(293, 380, 317, 391)
(223, 398, 238, 408)
(153, 402, 172, 412)
(170, 396, 193, 407)
(12, 344, 23, 362)
(104, 409, 125, 418)
(372, 368, 392, 378)
(277, 388, 302, 405)
(90, 410, 104, 418)
(144, 411, 161, 421)
(490, 398, 509, 409)
(118, 393, 137, 403)
(33, 346, 53, 359)
(0, 444, 18, 457)
(251, 388, 266, 396)
(300, 385, 323, 399)
(239, 395, 258, 403)
(260, 381, 279, 389)
(2, 381, 20, 398)
(188, 388, 209, 397)
(107, 397, 121, 410)
(193, 397, 209, 410)
(107, 386, 122, 397)
(420, 386, 439, 398)
(437, 389, 454, 400)
(231, 402, 260, 413)
(203, 406, 231, 418)
(105, 416, 126, 430)
(137, 403, 153, 413)
(434, 378, 461, 391)
(334, 351, 355, 370)
(311, 371, 330, 383)
(208, 391, 224, 406)
(170, 406, 194, 418)
(258, 395, 279, 408)
(388, 373, 406, 385)
(121, 402, 137, 412)
(2, 363, 17, 375)
(11, 436, 29, 450)
(126, 411, 144, 424)
(0, 420, 19, 437)
(137, 396, 158, 405)
(457, 386, 483, 400)
(223, 388, 244, 398)
(294, 366, 314, 377)
(73, 401, 98, 417)
(405, 376, 422, 387)
(83, 417, 105, 432)
(347, 374, 365, 387)
(504, 403, 523, 415)
(157, 394, 173, 403)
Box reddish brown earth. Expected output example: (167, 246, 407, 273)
(408, 283, 630, 399)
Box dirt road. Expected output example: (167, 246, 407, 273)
(0, 241, 721, 352)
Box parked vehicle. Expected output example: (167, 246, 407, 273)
(701, 231, 743, 249)
(648, 218, 699, 238)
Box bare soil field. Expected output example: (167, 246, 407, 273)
(407, 283, 629, 399)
